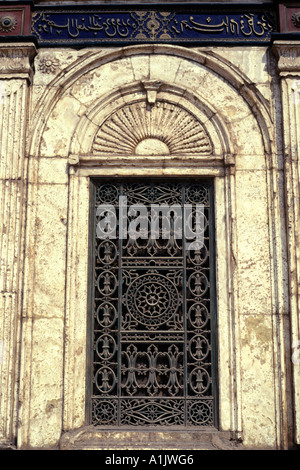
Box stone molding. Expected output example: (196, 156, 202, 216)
(273, 39, 300, 445)
(272, 41, 300, 75)
(59, 426, 243, 450)
(0, 43, 35, 444)
(92, 100, 213, 157)
(28, 45, 272, 158)
(0, 42, 36, 81)
(67, 77, 232, 167)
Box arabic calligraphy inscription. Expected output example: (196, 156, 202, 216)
(31, 9, 276, 44)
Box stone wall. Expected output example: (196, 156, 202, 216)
(0, 1, 300, 451)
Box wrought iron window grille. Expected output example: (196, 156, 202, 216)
(88, 180, 218, 428)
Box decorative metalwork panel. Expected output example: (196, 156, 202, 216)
(31, 6, 276, 45)
(89, 181, 217, 427)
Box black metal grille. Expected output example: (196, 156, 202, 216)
(89, 181, 217, 427)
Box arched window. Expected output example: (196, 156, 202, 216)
(88, 179, 218, 427)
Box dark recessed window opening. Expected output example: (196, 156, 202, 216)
(87, 180, 218, 428)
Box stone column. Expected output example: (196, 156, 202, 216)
(0, 42, 36, 447)
(273, 40, 300, 445)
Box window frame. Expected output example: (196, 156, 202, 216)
(86, 177, 219, 429)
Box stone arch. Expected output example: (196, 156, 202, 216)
(69, 80, 232, 159)
(92, 101, 212, 156)
(21, 42, 282, 446)
(29, 44, 272, 160)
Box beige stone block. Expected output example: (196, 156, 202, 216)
(239, 314, 277, 448)
(63, 176, 89, 429)
(27, 316, 64, 448)
(39, 94, 86, 157)
(31, 183, 68, 319)
(214, 178, 235, 431)
(60, 427, 239, 450)
(69, 70, 100, 107)
(174, 58, 211, 93)
(255, 83, 272, 103)
(216, 47, 270, 85)
(0, 292, 18, 439)
(131, 54, 150, 81)
(71, 57, 135, 106)
(149, 54, 182, 83)
(238, 259, 272, 316)
(175, 59, 250, 120)
(0, 179, 23, 293)
(271, 169, 290, 314)
(38, 157, 69, 184)
(235, 170, 272, 315)
(27, 157, 69, 184)
(235, 154, 267, 171)
(229, 114, 265, 156)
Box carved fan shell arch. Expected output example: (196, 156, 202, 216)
(92, 101, 213, 156)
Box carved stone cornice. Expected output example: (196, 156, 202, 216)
(0, 42, 36, 81)
(272, 41, 300, 75)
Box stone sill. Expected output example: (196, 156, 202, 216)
(59, 426, 243, 450)
(0, 441, 16, 450)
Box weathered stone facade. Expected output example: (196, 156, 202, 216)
(0, 0, 300, 450)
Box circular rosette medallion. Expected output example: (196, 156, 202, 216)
(188, 401, 212, 425)
(125, 273, 179, 327)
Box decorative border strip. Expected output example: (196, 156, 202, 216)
(30, 5, 277, 45)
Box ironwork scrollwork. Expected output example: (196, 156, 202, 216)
(91, 181, 216, 427)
